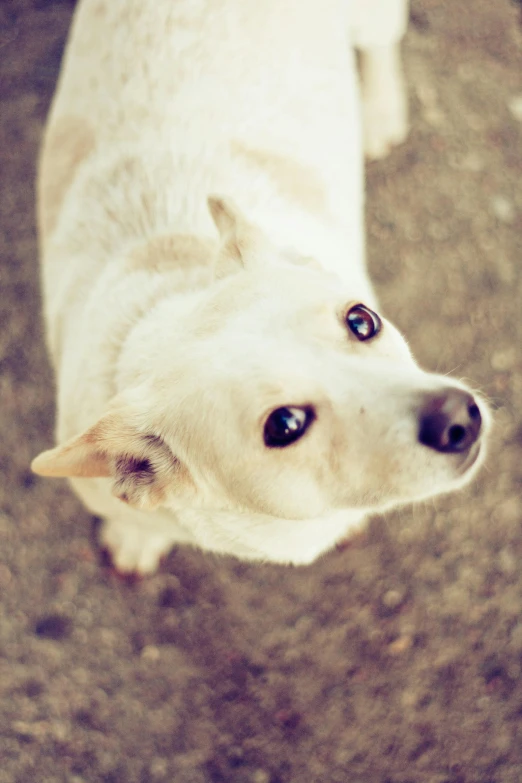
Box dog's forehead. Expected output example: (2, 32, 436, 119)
(189, 266, 343, 344)
(205, 265, 354, 327)
(187, 264, 415, 382)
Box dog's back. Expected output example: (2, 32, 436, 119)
(39, 0, 366, 301)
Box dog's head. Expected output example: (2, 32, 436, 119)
(32, 197, 490, 563)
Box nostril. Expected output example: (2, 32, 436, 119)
(448, 424, 467, 448)
(469, 403, 481, 422)
(418, 388, 482, 454)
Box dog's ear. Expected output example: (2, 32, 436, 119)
(207, 195, 269, 278)
(207, 195, 242, 242)
(31, 405, 192, 510)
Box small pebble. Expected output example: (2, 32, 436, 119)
(490, 347, 517, 371)
(382, 588, 405, 610)
(51, 721, 68, 741)
(388, 635, 413, 655)
(141, 645, 161, 662)
(490, 195, 515, 224)
(508, 94, 522, 122)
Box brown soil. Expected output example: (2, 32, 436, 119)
(1, 1, 522, 781)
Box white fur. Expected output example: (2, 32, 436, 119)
(33, 0, 489, 573)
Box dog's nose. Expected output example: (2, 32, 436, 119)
(418, 388, 482, 453)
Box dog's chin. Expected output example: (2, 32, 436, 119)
(370, 442, 486, 514)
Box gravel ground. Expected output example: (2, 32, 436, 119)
(1, 1, 522, 782)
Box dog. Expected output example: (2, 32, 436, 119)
(32, 0, 490, 574)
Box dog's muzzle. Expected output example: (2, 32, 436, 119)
(418, 388, 482, 454)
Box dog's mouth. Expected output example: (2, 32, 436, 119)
(457, 440, 482, 476)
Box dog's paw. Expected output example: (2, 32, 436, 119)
(362, 80, 408, 160)
(98, 517, 172, 575)
(360, 48, 409, 160)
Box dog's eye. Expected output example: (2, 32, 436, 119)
(264, 406, 314, 448)
(346, 304, 382, 341)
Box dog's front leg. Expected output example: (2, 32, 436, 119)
(349, 0, 410, 159)
(359, 42, 409, 159)
(98, 514, 181, 575)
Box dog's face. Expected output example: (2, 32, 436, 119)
(147, 262, 486, 521)
(32, 198, 490, 561)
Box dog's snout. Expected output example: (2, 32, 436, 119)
(418, 388, 482, 453)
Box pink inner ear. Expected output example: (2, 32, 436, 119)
(113, 453, 156, 495)
(111, 448, 169, 510)
(116, 455, 153, 477)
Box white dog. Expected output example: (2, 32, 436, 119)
(32, 0, 489, 573)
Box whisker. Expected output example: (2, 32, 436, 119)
(441, 364, 464, 377)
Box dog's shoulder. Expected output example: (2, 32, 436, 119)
(38, 115, 96, 242)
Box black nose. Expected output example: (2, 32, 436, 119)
(418, 388, 482, 453)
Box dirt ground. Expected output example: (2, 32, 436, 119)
(1, 1, 522, 781)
